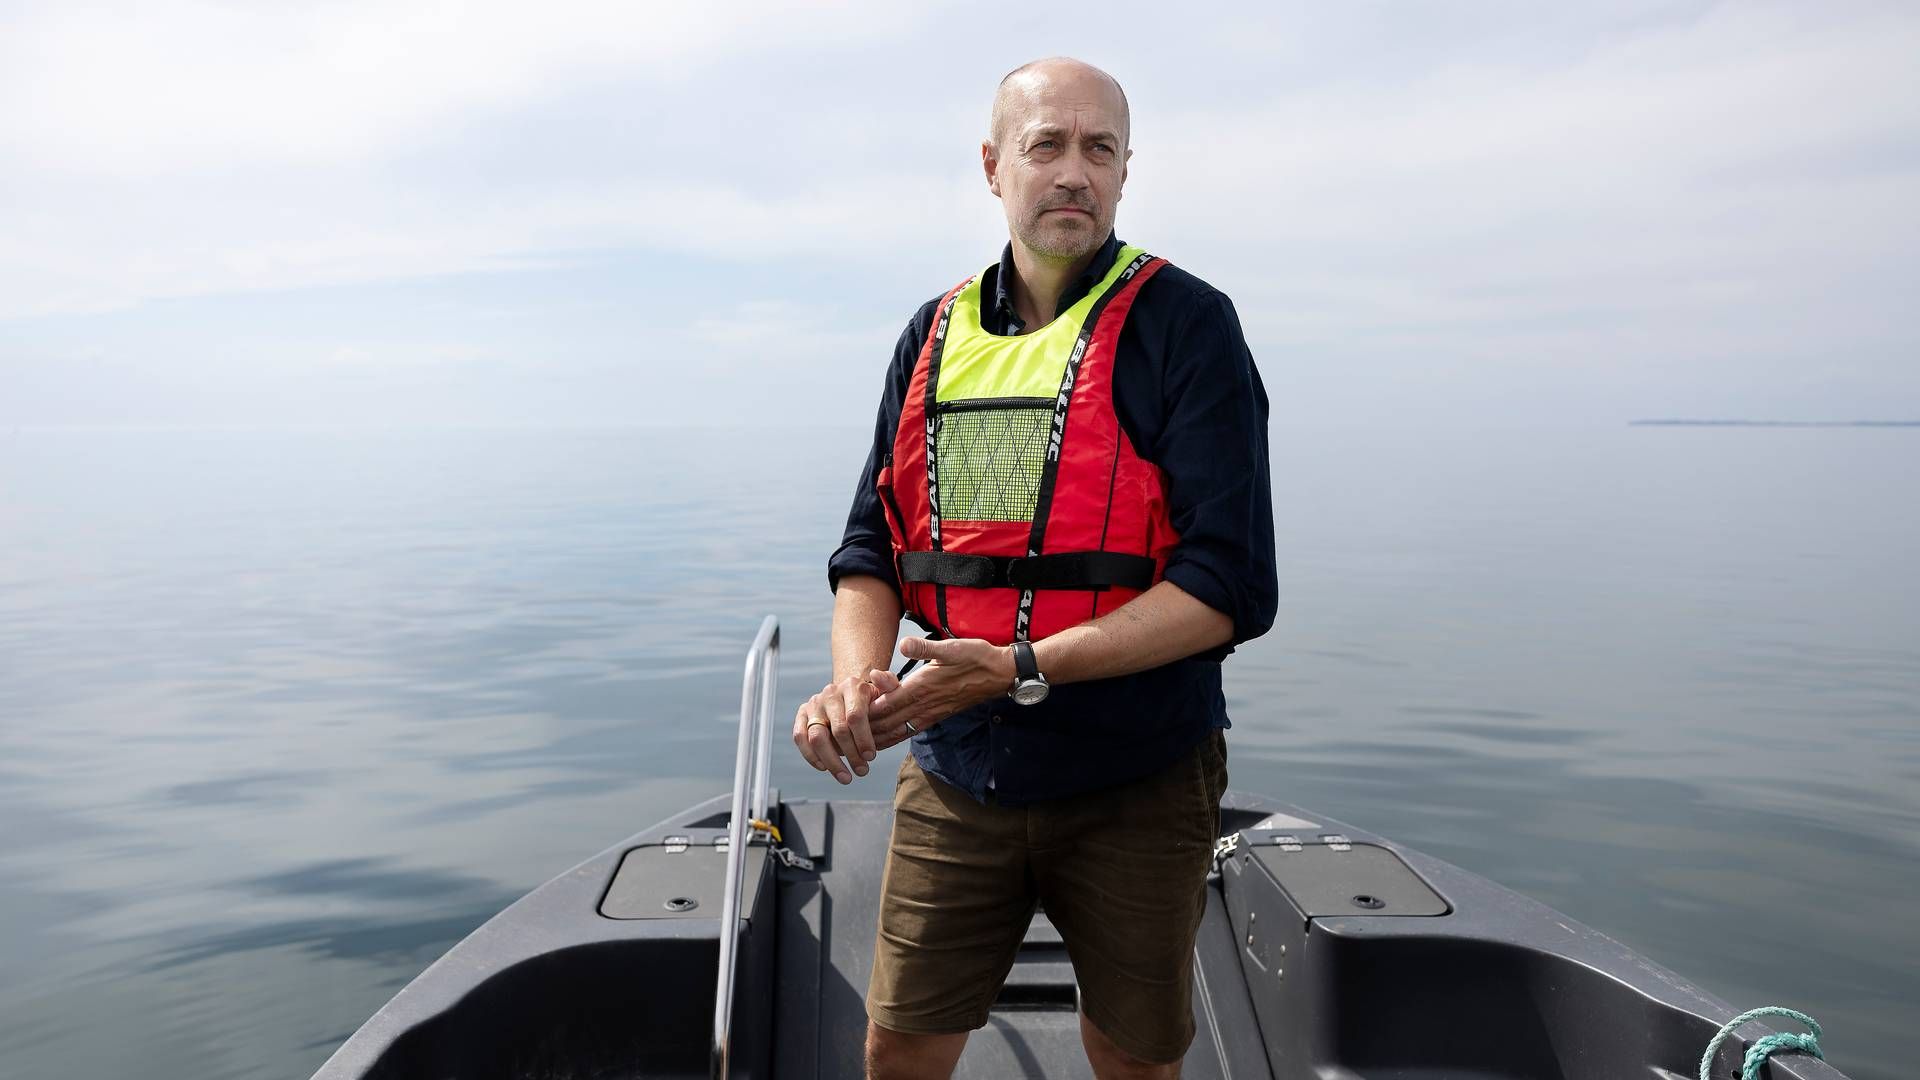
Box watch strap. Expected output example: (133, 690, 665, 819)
(1011, 640, 1039, 681)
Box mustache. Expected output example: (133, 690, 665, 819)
(1034, 194, 1097, 215)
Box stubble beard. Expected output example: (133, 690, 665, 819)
(1015, 204, 1111, 263)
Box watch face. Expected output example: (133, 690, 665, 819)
(1011, 681, 1050, 706)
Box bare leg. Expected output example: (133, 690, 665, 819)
(1080, 1009, 1182, 1079)
(865, 1020, 969, 1080)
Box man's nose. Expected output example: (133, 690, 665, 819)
(1054, 148, 1092, 191)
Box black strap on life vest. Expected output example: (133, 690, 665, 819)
(897, 550, 1154, 592)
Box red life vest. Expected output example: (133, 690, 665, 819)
(877, 249, 1181, 645)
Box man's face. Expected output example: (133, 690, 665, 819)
(984, 68, 1130, 264)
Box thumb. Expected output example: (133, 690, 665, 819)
(865, 668, 902, 694)
(871, 678, 919, 717)
(899, 635, 955, 662)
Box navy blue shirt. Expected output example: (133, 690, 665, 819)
(828, 234, 1276, 805)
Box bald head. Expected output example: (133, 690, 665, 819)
(981, 56, 1132, 266)
(989, 57, 1130, 152)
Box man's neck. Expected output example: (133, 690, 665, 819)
(1006, 240, 1101, 331)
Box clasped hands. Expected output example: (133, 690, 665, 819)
(792, 635, 1016, 785)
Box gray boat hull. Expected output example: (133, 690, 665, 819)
(312, 788, 1847, 1079)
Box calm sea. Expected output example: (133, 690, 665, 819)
(0, 424, 1913, 1079)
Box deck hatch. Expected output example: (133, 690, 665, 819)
(600, 842, 769, 920)
(1248, 840, 1448, 918)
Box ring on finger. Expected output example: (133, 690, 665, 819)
(806, 720, 828, 731)
(903, 719, 918, 735)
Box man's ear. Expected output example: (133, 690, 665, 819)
(982, 139, 1002, 198)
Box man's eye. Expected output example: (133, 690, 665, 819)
(1033, 140, 1056, 151)
(1092, 143, 1114, 154)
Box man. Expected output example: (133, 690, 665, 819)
(796, 57, 1275, 1079)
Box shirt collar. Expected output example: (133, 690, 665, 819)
(990, 232, 1124, 331)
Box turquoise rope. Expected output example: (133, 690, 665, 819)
(1698, 1007, 1824, 1080)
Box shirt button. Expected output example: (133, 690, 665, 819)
(991, 714, 1004, 725)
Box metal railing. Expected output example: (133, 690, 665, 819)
(711, 615, 779, 1080)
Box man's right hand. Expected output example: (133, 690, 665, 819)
(793, 674, 883, 785)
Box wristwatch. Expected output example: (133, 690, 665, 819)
(1008, 640, 1050, 705)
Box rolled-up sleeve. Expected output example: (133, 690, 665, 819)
(1152, 291, 1277, 656)
(826, 315, 924, 596)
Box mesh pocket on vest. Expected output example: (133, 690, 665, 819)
(933, 402, 1050, 522)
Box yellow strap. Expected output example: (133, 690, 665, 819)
(748, 818, 782, 844)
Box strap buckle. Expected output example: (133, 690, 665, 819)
(750, 818, 816, 873)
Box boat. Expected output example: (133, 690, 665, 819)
(313, 617, 1847, 1079)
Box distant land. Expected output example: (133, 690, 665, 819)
(1630, 419, 1920, 427)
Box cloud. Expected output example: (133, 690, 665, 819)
(1130, 4, 1919, 335)
(0, 0, 984, 319)
(0, 171, 992, 320)
(687, 300, 894, 355)
(1, 1, 1916, 426)
(0, 1, 932, 172)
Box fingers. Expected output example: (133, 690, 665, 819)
(841, 678, 878, 767)
(867, 670, 905, 720)
(786, 664, 955, 786)
(872, 707, 935, 751)
(792, 692, 824, 771)
(819, 678, 871, 778)
(794, 687, 853, 784)
(871, 679, 934, 743)
(872, 718, 910, 751)
(791, 704, 821, 770)
(818, 685, 867, 783)
(791, 699, 821, 764)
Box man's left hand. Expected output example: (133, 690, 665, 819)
(868, 636, 1017, 750)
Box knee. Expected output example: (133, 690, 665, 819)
(865, 1020, 967, 1080)
(1088, 1044, 1183, 1080)
(1080, 1009, 1183, 1079)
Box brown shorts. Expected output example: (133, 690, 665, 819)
(865, 729, 1228, 1065)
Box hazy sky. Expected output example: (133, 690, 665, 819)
(3, 1, 1916, 430)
